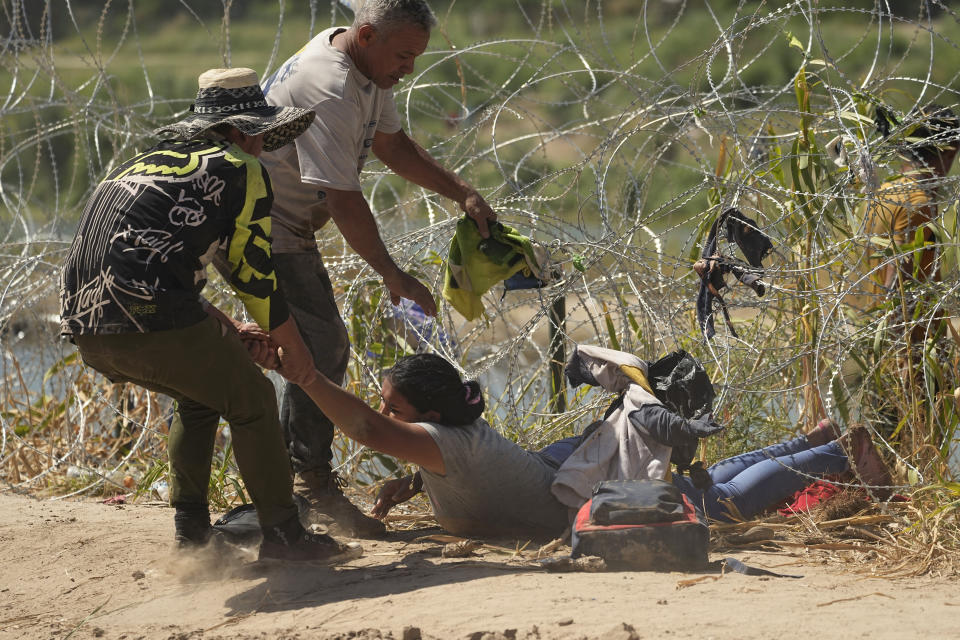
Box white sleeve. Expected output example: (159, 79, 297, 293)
(295, 98, 364, 191)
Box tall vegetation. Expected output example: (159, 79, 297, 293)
(1, 2, 958, 546)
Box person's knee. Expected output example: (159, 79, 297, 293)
(174, 400, 222, 436)
(224, 372, 280, 430)
(705, 484, 746, 521)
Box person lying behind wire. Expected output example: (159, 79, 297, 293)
(265, 353, 892, 537)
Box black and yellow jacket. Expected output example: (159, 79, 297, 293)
(60, 138, 288, 335)
(442, 217, 545, 320)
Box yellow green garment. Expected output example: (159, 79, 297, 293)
(443, 217, 544, 320)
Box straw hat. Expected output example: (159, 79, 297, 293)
(153, 68, 314, 152)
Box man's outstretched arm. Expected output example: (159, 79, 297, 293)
(324, 187, 437, 316)
(373, 128, 497, 237)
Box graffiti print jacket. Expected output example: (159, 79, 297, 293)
(60, 138, 288, 336)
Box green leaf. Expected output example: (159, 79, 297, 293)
(626, 310, 642, 343)
(421, 250, 444, 266)
(872, 314, 887, 358)
(940, 482, 960, 497)
(912, 227, 926, 279)
(372, 452, 400, 476)
(43, 351, 79, 385)
(785, 31, 804, 52)
(228, 476, 248, 504)
(767, 125, 786, 186)
(602, 304, 620, 351)
(838, 110, 873, 126)
(790, 136, 803, 192)
(905, 467, 920, 485)
(794, 68, 810, 137)
(867, 235, 893, 248)
(830, 374, 850, 425)
(36, 399, 67, 431)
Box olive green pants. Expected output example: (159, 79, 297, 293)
(74, 316, 296, 528)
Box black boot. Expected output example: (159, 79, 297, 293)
(173, 503, 213, 548)
(259, 513, 362, 564)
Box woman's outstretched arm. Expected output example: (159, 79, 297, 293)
(298, 372, 445, 474)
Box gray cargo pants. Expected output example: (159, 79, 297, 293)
(273, 251, 351, 474)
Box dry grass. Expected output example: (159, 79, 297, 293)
(2, 331, 959, 577)
(712, 488, 960, 578)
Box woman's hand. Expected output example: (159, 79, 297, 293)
(372, 474, 422, 519)
(383, 270, 437, 317)
(244, 338, 279, 369)
(238, 322, 279, 369)
(269, 317, 317, 385)
(237, 321, 269, 342)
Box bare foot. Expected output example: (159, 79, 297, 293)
(806, 418, 842, 447)
(846, 426, 894, 500)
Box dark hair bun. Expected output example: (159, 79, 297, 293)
(385, 354, 484, 427)
(463, 380, 485, 422)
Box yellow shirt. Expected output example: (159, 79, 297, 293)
(863, 176, 938, 294)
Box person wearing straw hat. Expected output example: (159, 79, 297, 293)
(60, 67, 360, 563)
(257, 0, 498, 539)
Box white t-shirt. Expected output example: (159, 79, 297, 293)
(418, 419, 570, 538)
(259, 27, 402, 253)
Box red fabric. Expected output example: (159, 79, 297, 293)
(778, 480, 841, 515)
(777, 481, 910, 516)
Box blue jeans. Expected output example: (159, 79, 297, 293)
(671, 436, 849, 522)
(541, 433, 849, 522)
(537, 436, 582, 469)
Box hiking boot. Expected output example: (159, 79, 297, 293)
(259, 514, 363, 564)
(174, 503, 214, 549)
(846, 426, 894, 501)
(294, 468, 386, 539)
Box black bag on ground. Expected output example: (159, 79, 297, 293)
(571, 479, 708, 571)
(212, 503, 262, 545)
(589, 480, 686, 525)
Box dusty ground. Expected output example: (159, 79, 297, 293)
(1, 491, 958, 640)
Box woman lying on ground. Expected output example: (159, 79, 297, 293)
(283, 353, 893, 537)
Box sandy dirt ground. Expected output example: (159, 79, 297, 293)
(1, 491, 958, 640)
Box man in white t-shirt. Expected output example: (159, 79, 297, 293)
(259, 0, 497, 537)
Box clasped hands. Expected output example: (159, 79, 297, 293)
(233, 322, 315, 386)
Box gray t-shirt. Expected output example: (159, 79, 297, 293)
(259, 27, 402, 253)
(418, 419, 570, 538)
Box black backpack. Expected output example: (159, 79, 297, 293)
(212, 503, 262, 545)
(646, 350, 716, 476)
(645, 349, 715, 420)
(570, 479, 708, 571)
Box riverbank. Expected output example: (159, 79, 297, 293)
(1, 491, 957, 640)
